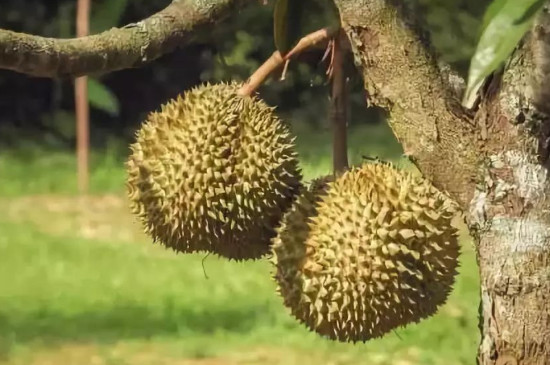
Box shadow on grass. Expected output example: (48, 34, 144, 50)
(0, 300, 274, 358)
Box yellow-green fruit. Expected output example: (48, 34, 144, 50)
(272, 163, 460, 342)
(126, 82, 302, 260)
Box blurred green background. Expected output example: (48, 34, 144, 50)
(0, 0, 488, 364)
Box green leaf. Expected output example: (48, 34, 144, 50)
(463, 0, 545, 107)
(479, 0, 507, 35)
(273, 0, 305, 55)
(87, 78, 120, 116)
(90, 0, 129, 34)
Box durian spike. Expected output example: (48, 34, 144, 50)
(126, 82, 302, 261)
(271, 163, 460, 343)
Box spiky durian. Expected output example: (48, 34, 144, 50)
(126, 82, 302, 260)
(272, 163, 460, 342)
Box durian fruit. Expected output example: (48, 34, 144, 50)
(126, 82, 302, 260)
(272, 163, 460, 342)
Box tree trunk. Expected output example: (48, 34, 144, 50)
(333, 0, 550, 363)
(469, 27, 550, 364)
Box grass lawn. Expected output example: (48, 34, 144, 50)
(0, 124, 480, 365)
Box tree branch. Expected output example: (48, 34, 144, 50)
(0, 0, 249, 78)
(333, 0, 478, 207)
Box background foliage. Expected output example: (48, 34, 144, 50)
(0, 0, 491, 150)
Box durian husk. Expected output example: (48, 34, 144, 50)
(126, 82, 302, 260)
(272, 163, 460, 342)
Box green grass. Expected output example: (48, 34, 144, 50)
(0, 220, 479, 365)
(0, 123, 405, 197)
(0, 123, 480, 365)
(0, 140, 127, 196)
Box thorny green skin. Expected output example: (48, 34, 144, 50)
(127, 82, 301, 261)
(272, 164, 459, 343)
(2, 0, 550, 363)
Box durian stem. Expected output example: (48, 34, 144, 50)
(330, 30, 349, 175)
(238, 27, 337, 96)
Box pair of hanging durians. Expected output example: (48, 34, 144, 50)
(126, 82, 460, 343)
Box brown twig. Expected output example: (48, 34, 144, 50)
(330, 30, 349, 175)
(321, 40, 333, 64)
(280, 59, 290, 80)
(238, 27, 337, 96)
(75, 0, 90, 194)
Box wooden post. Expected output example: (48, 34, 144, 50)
(75, 0, 90, 194)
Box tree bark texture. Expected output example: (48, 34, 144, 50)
(333, 0, 550, 364)
(0, 0, 249, 77)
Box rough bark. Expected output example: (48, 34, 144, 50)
(333, 0, 550, 364)
(470, 11, 550, 364)
(332, 0, 479, 208)
(0, 0, 248, 77)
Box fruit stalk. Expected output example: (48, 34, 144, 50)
(238, 27, 337, 96)
(330, 30, 349, 175)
